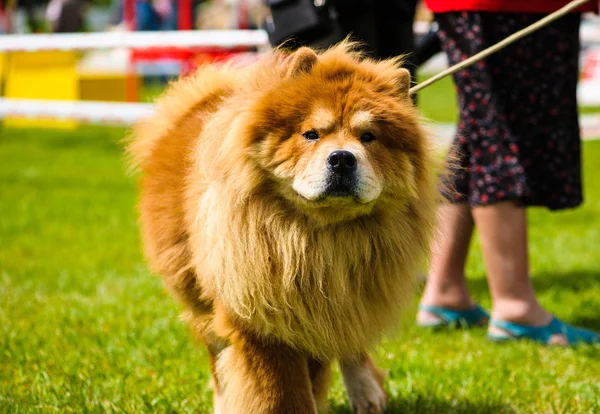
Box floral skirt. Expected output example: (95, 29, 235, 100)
(437, 12, 583, 210)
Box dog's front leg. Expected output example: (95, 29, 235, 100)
(340, 353, 387, 414)
(216, 330, 317, 414)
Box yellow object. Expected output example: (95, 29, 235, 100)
(79, 73, 128, 102)
(0, 53, 6, 91)
(4, 51, 79, 129)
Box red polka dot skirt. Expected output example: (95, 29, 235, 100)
(437, 12, 583, 210)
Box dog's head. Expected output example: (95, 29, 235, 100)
(241, 44, 430, 224)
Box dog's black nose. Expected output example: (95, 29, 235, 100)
(327, 151, 357, 175)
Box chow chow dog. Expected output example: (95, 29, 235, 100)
(128, 42, 438, 413)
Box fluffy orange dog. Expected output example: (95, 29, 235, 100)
(129, 42, 438, 413)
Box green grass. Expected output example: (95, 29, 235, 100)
(1, 100, 599, 412)
(417, 76, 459, 124)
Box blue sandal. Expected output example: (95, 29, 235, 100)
(418, 304, 490, 329)
(488, 317, 599, 345)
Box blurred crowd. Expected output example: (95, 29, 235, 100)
(0, 0, 276, 34)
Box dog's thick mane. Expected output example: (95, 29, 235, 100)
(128, 42, 438, 359)
(189, 184, 434, 358)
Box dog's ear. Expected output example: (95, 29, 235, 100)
(286, 47, 318, 78)
(396, 68, 411, 99)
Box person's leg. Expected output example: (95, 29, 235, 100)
(418, 12, 477, 323)
(472, 202, 569, 343)
(417, 203, 476, 324)
(472, 202, 550, 323)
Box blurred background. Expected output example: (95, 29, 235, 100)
(3, 0, 600, 131)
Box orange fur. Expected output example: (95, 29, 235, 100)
(308, 358, 332, 411)
(128, 42, 439, 413)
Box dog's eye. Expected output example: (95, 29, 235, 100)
(360, 132, 376, 143)
(303, 130, 320, 141)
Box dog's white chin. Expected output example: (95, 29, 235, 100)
(292, 181, 381, 205)
(292, 179, 326, 201)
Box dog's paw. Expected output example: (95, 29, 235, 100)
(340, 358, 387, 414)
(349, 384, 386, 414)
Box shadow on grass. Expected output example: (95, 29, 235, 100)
(568, 315, 600, 332)
(466, 269, 600, 331)
(330, 396, 515, 414)
(467, 269, 600, 293)
(531, 270, 600, 293)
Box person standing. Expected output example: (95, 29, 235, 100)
(417, 0, 599, 345)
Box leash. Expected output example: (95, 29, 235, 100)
(409, 0, 593, 95)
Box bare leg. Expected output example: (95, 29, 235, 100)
(471, 202, 550, 323)
(472, 202, 567, 344)
(418, 203, 476, 324)
(340, 354, 387, 414)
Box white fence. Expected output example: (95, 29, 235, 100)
(3, 22, 600, 133)
(0, 30, 269, 52)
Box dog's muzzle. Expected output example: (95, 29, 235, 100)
(325, 150, 358, 197)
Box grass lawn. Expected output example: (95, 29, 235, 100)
(1, 88, 599, 413)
